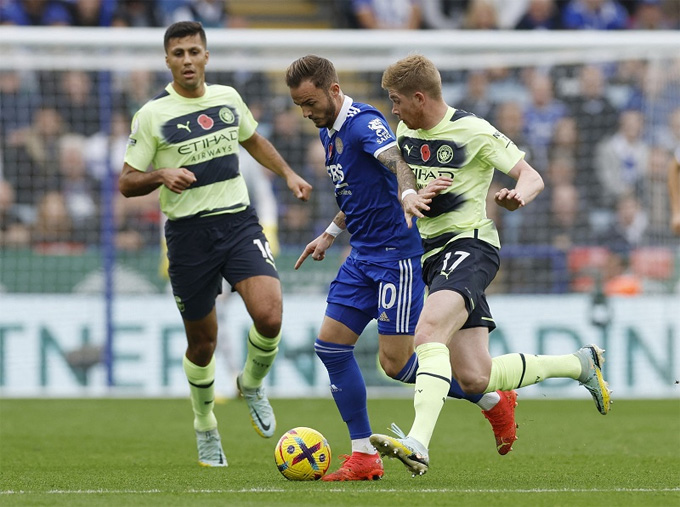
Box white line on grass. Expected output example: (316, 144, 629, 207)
(2, 488, 679, 495)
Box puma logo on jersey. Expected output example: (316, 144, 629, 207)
(403, 144, 412, 156)
(177, 121, 191, 132)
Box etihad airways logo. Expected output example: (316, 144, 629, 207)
(177, 130, 238, 155)
(414, 167, 455, 181)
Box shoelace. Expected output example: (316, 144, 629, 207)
(388, 422, 407, 439)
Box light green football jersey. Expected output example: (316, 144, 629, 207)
(124, 83, 257, 221)
(396, 107, 524, 262)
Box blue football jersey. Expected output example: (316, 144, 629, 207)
(320, 96, 422, 261)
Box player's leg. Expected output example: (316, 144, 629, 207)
(223, 212, 283, 437)
(183, 310, 227, 467)
(374, 254, 490, 404)
(183, 308, 220, 429)
(372, 240, 506, 473)
(317, 256, 391, 481)
(485, 345, 611, 414)
(315, 310, 384, 481)
(446, 295, 610, 414)
(166, 219, 227, 467)
(448, 326, 518, 455)
(381, 331, 514, 455)
(234, 274, 282, 438)
(370, 290, 465, 476)
(412, 291, 466, 443)
(441, 239, 610, 414)
(234, 274, 282, 383)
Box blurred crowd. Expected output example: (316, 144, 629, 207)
(337, 0, 680, 30)
(0, 0, 678, 295)
(0, 0, 679, 30)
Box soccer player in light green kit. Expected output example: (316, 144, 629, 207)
(119, 21, 312, 467)
(370, 55, 611, 476)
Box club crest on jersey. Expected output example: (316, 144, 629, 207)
(198, 114, 214, 130)
(367, 118, 392, 144)
(335, 137, 344, 154)
(219, 107, 235, 125)
(420, 144, 431, 162)
(437, 145, 454, 164)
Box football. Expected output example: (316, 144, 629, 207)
(274, 427, 332, 481)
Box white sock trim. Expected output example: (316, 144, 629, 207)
(351, 437, 377, 455)
(477, 390, 501, 411)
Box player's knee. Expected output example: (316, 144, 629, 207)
(456, 372, 489, 395)
(186, 338, 216, 366)
(252, 313, 282, 338)
(380, 357, 402, 379)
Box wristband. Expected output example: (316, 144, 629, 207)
(401, 188, 417, 201)
(324, 222, 344, 237)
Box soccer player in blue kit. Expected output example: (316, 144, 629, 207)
(285, 55, 518, 481)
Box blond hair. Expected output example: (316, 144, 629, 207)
(381, 54, 442, 100)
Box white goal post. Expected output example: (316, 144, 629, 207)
(3, 27, 680, 72)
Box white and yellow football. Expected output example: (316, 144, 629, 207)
(274, 427, 332, 481)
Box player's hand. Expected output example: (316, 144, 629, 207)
(494, 187, 525, 211)
(294, 233, 334, 269)
(402, 177, 453, 228)
(402, 192, 430, 228)
(422, 176, 453, 198)
(287, 173, 313, 202)
(161, 168, 197, 194)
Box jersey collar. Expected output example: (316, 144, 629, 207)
(328, 95, 353, 135)
(166, 82, 209, 100)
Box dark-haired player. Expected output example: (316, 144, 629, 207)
(120, 21, 312, 467)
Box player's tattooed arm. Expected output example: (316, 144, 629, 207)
(377, 145, 431, 228)
(330, 211, 346, 229)
(377, 145, 418, 194)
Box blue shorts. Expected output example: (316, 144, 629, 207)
(326, 254, 424, 336)
(422, 237, 499, 331)
(165, 207, 279, 320)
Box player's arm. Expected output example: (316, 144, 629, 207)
(377, 145, 431, 227)
(669, 156, 680, 235)
(294, 211, 346, 270)
(119, 163, 196, 197)
(240, 132, 312, 202)
(494, 158, 544, 211)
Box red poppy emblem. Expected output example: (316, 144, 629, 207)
(328, 143, 333, 158)
(420, 144, 431, 162)
(198, 114, 214, 130)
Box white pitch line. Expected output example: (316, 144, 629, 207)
(1, 488, 679, 495)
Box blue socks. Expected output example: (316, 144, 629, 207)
(395, 352, 483, 403)
(314, 339, 371, 439)
(314, 339, 483, 442)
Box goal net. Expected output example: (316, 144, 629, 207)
(0, 27, 678, 397)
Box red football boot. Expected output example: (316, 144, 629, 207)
(482, 390, 518, 455)
(322, 451, 384, 481)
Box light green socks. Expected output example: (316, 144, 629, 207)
(410, 342, 451, 449)
(486, 352, 582, 393)
(239, 325, 281, 389)
(183, 355, 217, 432)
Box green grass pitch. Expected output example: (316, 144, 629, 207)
(1, 397, 678, 506)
